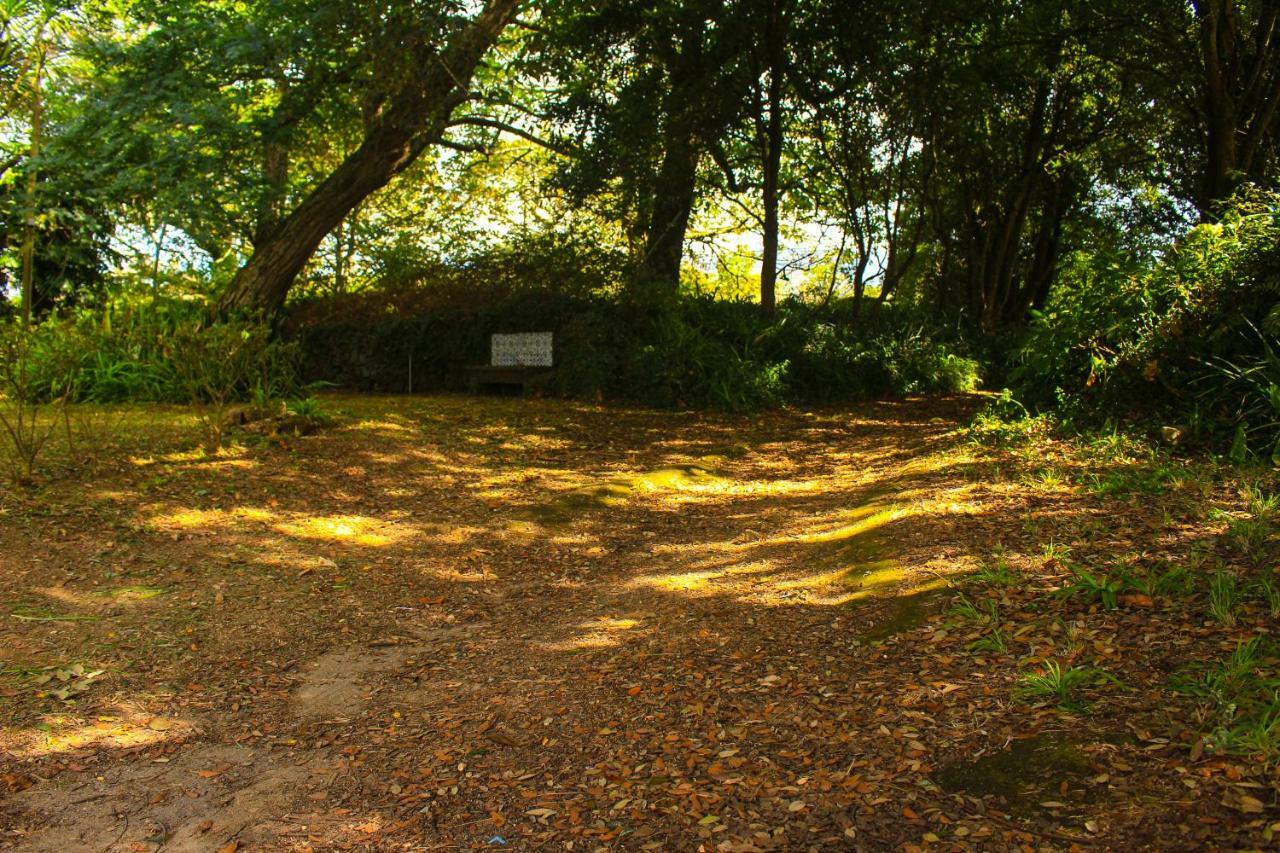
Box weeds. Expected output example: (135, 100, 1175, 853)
(286, 395, 328, 422)
(969, 627, 1008, 654)
(1126, 563, 1193, 601)
(1025, 467, 1069, 491)
(1016, 660, 1119, 713)
(1219, 486, 1278, 564)
(1209, 570, 1241, 627)
(1060, 563, 1123, 610)
(0, 329, 64, 483)
(1171, 636, 1280, 758)
(948, 593, 1000, 626)
(1042, 541, 1072, 562)
(1254, 574, 1280, 618)
(969, 555, 1016, 587)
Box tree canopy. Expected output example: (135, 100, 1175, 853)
(0, 0, 1276, 327)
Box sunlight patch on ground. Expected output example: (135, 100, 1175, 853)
(809, 574, 951, 608)
(791, 505, 905, 544)
(424, 525, 488, 545)
(34, 585, 167, 609)
(343, 418, 413, 433)
(196, 458, 259, 470)
(151, 505, 276, 531)
(537, 616, 648, 652)
(275, 515, 408, 547)
(509, 464, 732, 527)
(776, 558, 906, 592)
(629, 560, 777, 595)
(2, 712, 194, 759)
(417, 565, 498, 583)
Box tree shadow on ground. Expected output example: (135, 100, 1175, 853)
(0, 392, 1258, 851)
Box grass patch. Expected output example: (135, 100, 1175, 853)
(1171, 636, 1280, 759)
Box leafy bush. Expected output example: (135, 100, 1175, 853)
(1011, 188, 1280, 457)
(166, 322, 296, 451)
(0, 303, 301, 407)
(290, 286, 980, 411)
(787, 318, 979, 400)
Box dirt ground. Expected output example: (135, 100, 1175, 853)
(1, 393, 1277, 851)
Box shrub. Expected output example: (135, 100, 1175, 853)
(0, 327, 62, 483)
(289, 285, 980, 411)
(1011, 187, 1280, 456)
(167, 322, 287, 452)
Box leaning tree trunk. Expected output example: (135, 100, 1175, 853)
(218, 0, 522, 317)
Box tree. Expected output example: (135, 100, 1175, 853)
(216, 0, 522, 315)
(534, 0, 753, 300)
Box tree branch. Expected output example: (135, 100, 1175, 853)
(449, 115, 571, 155)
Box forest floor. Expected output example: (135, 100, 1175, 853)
(1, 393, 1278, 851)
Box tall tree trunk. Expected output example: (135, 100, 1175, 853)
(759, 1, 787, 316)
(759, 72, 782, 315)
(254, 140, 290, 247)
(19, 49, 42, 328)
(639, 123, 699, 294)
(636, 20, 710, 299)
(1197, 0, 1241, 207)
(218, 0, 521, 316)
(1192, 0, 1280, 209)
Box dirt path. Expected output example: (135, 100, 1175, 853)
(0, 394, 1273, 850)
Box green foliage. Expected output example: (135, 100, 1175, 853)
(968, 626, 1008, 654)
(947, 592, 1000, 626)
(292, 266, 981, 411)
(0, 301, 302, 454)
(1208, 570, 1241, 627)
(1253, 574, 1280, 619)
(286, 395, 326, 421)
(1127, 563, 1193, 601)
(1015, 660, 1119, 713)
(1059, 563, 1123, 610)
(0, 302, 300, 406)
(1011, 190, 1280, 456)
(0, 325, 60, 482)
(1171, 636, 1280, 759)
(1218, 486, 1279, 564)
(788, 317, 981, 402)
(968, 555, 1016, 587)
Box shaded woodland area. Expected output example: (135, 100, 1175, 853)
(2, 1, 1280, 851)
(0, 0, 1277, 425)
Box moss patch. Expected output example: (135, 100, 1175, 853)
(859, 588, 946, 641)
(936, 732, 1098, 816)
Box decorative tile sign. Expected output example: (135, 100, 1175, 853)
(491, 332, 554, 367)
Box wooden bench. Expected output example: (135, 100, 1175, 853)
(465, 332, 555, 395)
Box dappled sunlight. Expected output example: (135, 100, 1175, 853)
(425, 524, 489, 545)
(537, 615, 649, 652)
(805, 571, 950, 608)
(2, 710, 195, 759)
(342, 418, 414, 434)
(418, 565, 498, 583)
(714, 477, 845, 499)
(12, 390, 1237, 847)
(151, 504, 275, 531)
(630, 560, 777, 595)
(791, 504, 904, 544)
(775, 558, 905, 592)
(275, 514, 410, 547)
(34, 585, 166, 609)
(194, 457, 260, 471)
